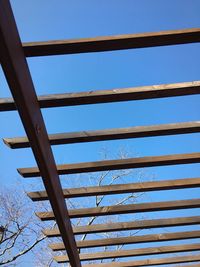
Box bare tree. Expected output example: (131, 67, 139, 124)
(54, 149, 155, 266)
(0, 184, 48, 266)
(0, 150, 154, 266)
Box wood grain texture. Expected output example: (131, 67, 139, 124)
(22, 28, 200, 57)
(43, 216, 200, 236)
(49, 230, 200, 250)
(1, 81, 200, 111)
(28, 177, 200, 201)
(54, 243, 200, 262)
(0, 1, 80, 266)
(37, 198, 200, 220)
(4, 121, 200, 148)
(18, 152, 200, 177)
(81, 254, 200, 267)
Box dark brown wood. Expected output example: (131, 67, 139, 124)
(18, 152, 200, 177)
(22, 28, 200, 57)
(36, 198, 200, 220)
(81, 254, 200, 267)
(1, 81, 200, 112)
(49, 230, 200, 250)
(4, 121, 200, 148)
(43, 216, 200, 236)
(0, 2, 80, 266)
(54, 243, 200, 262)
(28, 177, 200, 201)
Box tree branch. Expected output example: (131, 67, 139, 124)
(0, 236, 46, 266)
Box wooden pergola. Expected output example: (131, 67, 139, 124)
(0, 1, 200, 266)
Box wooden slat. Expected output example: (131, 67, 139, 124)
(4, 121, 200, 149)
(49, 230, 200, 250)
(22, 28, 200, 57)
(1, 81, 200, 112)
(54, 243, 200, 262)
(84, 262, 200, 267)
(18, 152, 200, 177)
(81, 254, 200, 267)
(0, 2, 80, 266)
(36, 198, 200, 220)
(85, 262, 200, 267)
(43, 216, 200, 237)
(28, 177, 200, 201)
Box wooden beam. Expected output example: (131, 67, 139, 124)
(81, 254, 200, 267)
(54, 243, 200, 262)
(18, 152, 200, 177)
(49, 230, 200, 250)
(43, 216, 200, 236)
(0, 1, 80, 266)
(36, 198, 200, 220)
(1, 81, 200, 112)
(87, 264, 200, 267)
(84, 264, 200, 267)
(22, 28, 200, 57)
(28, 177, 200, 201)
(4, 121, 200, 149)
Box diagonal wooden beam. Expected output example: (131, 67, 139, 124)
(54, 243, 200, 262)
(22, 28, 200, 57)
(81, 254, 200, 267)
(49, 230, 200, 250)
(43, 216, 200, 236)
(1, 81, 200, 112)
(18, 152, 200, 177)
(36, 198, 200, 220)
(3, 121, 200, 149)
(28, 177, 200, 201)
(0, 1, 80, 266)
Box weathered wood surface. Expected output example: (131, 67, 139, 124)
(22, 28, 200, 57)
(49, 230, 200, 250)
(28, 177, 200, 201)
(81, 254, 200, 267)
(0, 1, 80, 266)
(36, 198, 200, 220)
(18, 152, 200, 177)
(54, 243, 200, 262)
(43, 216, 200, 236)
(4, 121, 200, 148)
(1, 81, 200, 111)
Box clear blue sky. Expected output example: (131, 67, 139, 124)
(0, 0, 200, 266)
